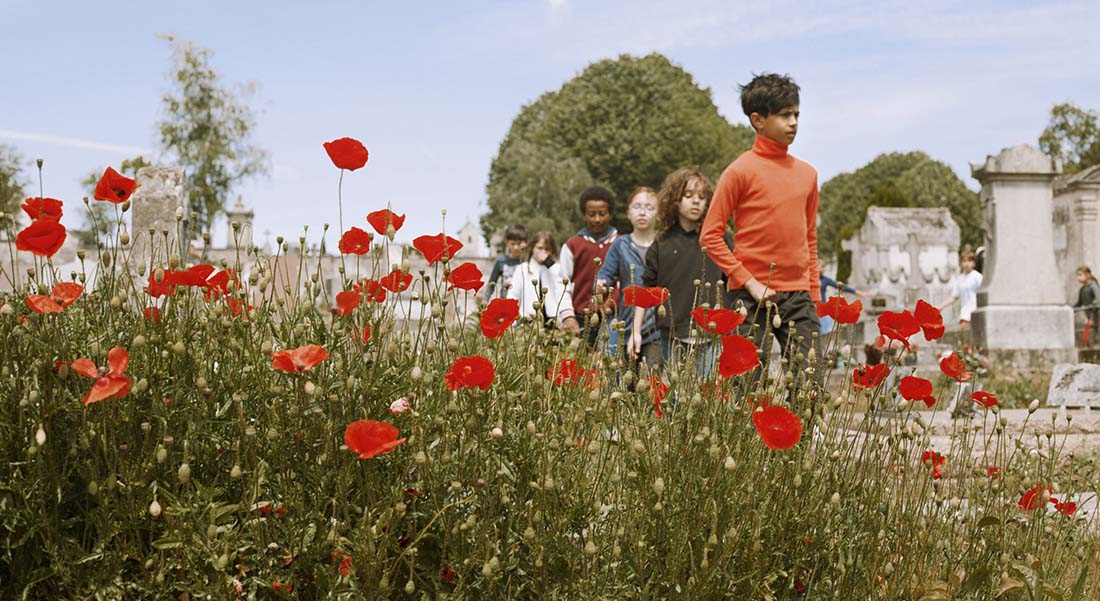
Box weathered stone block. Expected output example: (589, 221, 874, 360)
(1048, 363, 1100, 407)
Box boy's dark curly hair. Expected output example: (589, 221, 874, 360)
(578, 186, 615, 214)
(739, 73, 800, 118)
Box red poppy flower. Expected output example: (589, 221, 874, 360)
(971, 390, 998, 408)
(480, 298, 519, 338)
(338, 554, 353, 577)
(649, 375, 669, 417)
(26, 295, 62, 315)
(548, 358, 585, 385)
(444, 355, 495, 391)
(203, 269, 237, 300)
(691, 307, 745, 335)
(271, 344, 330, 373)
(21, 197, 63, 221)
(15, 218, 67, 258)
(333, 290, 361, 316)
(816, 296, 862, 325)
(751, 405, 803, 451)
(93, 166, 140, 204)
(877, 310, 920, 349)
(1018, 483, 1052, 511)
(366, 209, 406, 237)
(852, 363, 890, 391)
(898, 376, 936, 408)
(921, 450, 946, 479)
(447, 262, 484, 293)
(914, 300, 944, 340)
(939, 352, 972, 382)
(413, 233, 463, 265)
(70, 347, 133, 406)
(338, 226, 373, 255)
(718, 334, 761, 378)
(343, 419, 406, 459)
(621, 286, 670, 308)
(1053, 499, 1077, 516)
(145, 269, 177, 298)
(441, 564, 456, 583)
(353, 324, 372, 345)
(354, 279, 387, 303)
(323, 137, 369, 171)
(144, 307, 162, 322)
(175, 264, 216, 288)
(26, 281, 84, 315)
(987, 466, 1001, 480)
(379, 269, 413, 293)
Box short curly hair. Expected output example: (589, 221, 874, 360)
(578, 186, 615, 214)
(739, 73, 800, 119)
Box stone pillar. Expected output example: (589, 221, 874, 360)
(970, 145, 1075, 369)
(130, 166, 189, 266)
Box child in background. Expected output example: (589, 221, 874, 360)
(508, 231, 564, 327)
(1073, 265, 1100, 346)
(630, 169, 730, 373)
(558, 187, 620, 346)
(596, 187, 660, 365)
(939, 251, 983, 328)
(484, 224, 529, 300)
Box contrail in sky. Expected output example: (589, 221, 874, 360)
(0, 129, 152, 156)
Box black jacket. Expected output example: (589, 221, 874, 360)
(642, 222, 732, 339)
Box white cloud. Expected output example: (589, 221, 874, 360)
(0, 129, 152, 156)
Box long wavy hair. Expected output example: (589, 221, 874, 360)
(657, 168, 713, 235)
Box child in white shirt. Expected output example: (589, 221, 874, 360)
(508, 232, 566, 326)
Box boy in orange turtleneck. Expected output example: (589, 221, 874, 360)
(699, 73, 821, 388)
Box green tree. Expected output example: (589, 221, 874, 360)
(483, 53, 754, 246)
(818, 152, 981, 281)
(158, 37, 268, 241)
(1039, 102, 1100, 175)
(78, 156, 151, 246)
(0, 144, 27, 217)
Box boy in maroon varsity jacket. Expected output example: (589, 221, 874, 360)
(558, 186, 620, 346)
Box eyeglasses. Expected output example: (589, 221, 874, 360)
(629, 204, 657, 213)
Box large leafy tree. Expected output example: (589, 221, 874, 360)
(0, 144, 27, 217)
(1039, 102, 1100, 175)
(818, 152, 981, 280)
(483, 53, 754, 247)
(158, 37, 268, 241)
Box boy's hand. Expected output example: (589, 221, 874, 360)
(627, 331, 642, 359)
(745, 278, 776, 303)
(594, 279, 608, 295)
(562, 316, 580, 335)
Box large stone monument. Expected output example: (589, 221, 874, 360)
(970, 145, 1075, 369)
(1052, 164, 1100, 303)
(130, 166, 189, 265)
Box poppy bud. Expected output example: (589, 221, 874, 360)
(172, 341, 186, 355)
(304, 382, 317, 396)
(1028, 399, 1040, 413)
(491, 427, 504, 440)
(657, 305, 667, 318)
(87, 480, 98, 496)
(653, 477, 665, 495)
(0, 304, 12, 316)
(174, 207, 183, 221)
(149, 499, 162, 517)
(414, 451, 427, 465)
(230, 464, 242, 479)
(524, 526, 536, 542)
(156, 446, 167, 464)
(35, 426, 46, 446)
(584, 540, 597, 556)
(404, 580, 415, 594)
(178, 462, 191, 484)
(772, 313, 782, 329)
(830, 492, 841, 505)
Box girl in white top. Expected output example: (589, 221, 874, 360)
(508, 231, 567, 325)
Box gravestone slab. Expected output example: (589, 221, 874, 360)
(1047, 363, 1100, 407)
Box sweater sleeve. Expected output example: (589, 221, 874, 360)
(556, 242, 576, 323)
(700, 167, 753, 289)
(806, 176, 822, 302)
(597, 239, 621, 287)
(642, 241, 658, 287)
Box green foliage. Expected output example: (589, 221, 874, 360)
(78, 156, 151, 246)
(1039, 102, 1100, 175)
(483, 53, 753, 247)
(158, 37, 268, 241)
(0, 143, 27, 216)
(819, 151, 982, 264)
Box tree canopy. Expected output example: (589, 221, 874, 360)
(158, 37, 268, 241)
(0, 144, 27, 218)
(483, 53, 754, 247)
(818, 151, 982, 279)
(1039, 102, 1100, 175)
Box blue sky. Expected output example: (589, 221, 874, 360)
(3, 0, 1098, 249)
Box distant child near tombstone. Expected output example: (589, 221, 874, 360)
(558, 187, 620, 346)
(631, 169, 730, 373)
(484, 224, 529, 300)
(595, 187, 660, 365)
(1073, 265, 1100, 346)
(700, 73, 822, 393)
(939, 251, 983, 329)
(508, 231, 565, 328)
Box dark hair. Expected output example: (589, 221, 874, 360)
(578, 186, 615, 214)
(656, 168, 712, 235)
(504, 224, 529, 242)
(739, 73, 800, 119)
(626, 186, 656, 206)
(528, 231, 558, 262)
(960, 251, 977, 263)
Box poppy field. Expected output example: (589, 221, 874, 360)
(2, 140, 1099, 599)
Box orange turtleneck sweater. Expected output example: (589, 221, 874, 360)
(700, 134, 821, 301)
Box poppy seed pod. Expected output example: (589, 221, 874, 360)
(149, 499, 162, 517)
(653, 478, 665, 495)
(1028, 399, 1040, 413)
(772, 313, 782, 329)
(178, 462, 191, 484)
(35, 426, 46, 446)
(230, 465, 242, 479)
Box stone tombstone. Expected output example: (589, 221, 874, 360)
(130, 166, 189, 265)
(842, 206, 960, 311)
(1052, 164, 1100, 303)
(970, 145, 1075, 369)
(1047, 363, 1100, 407)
